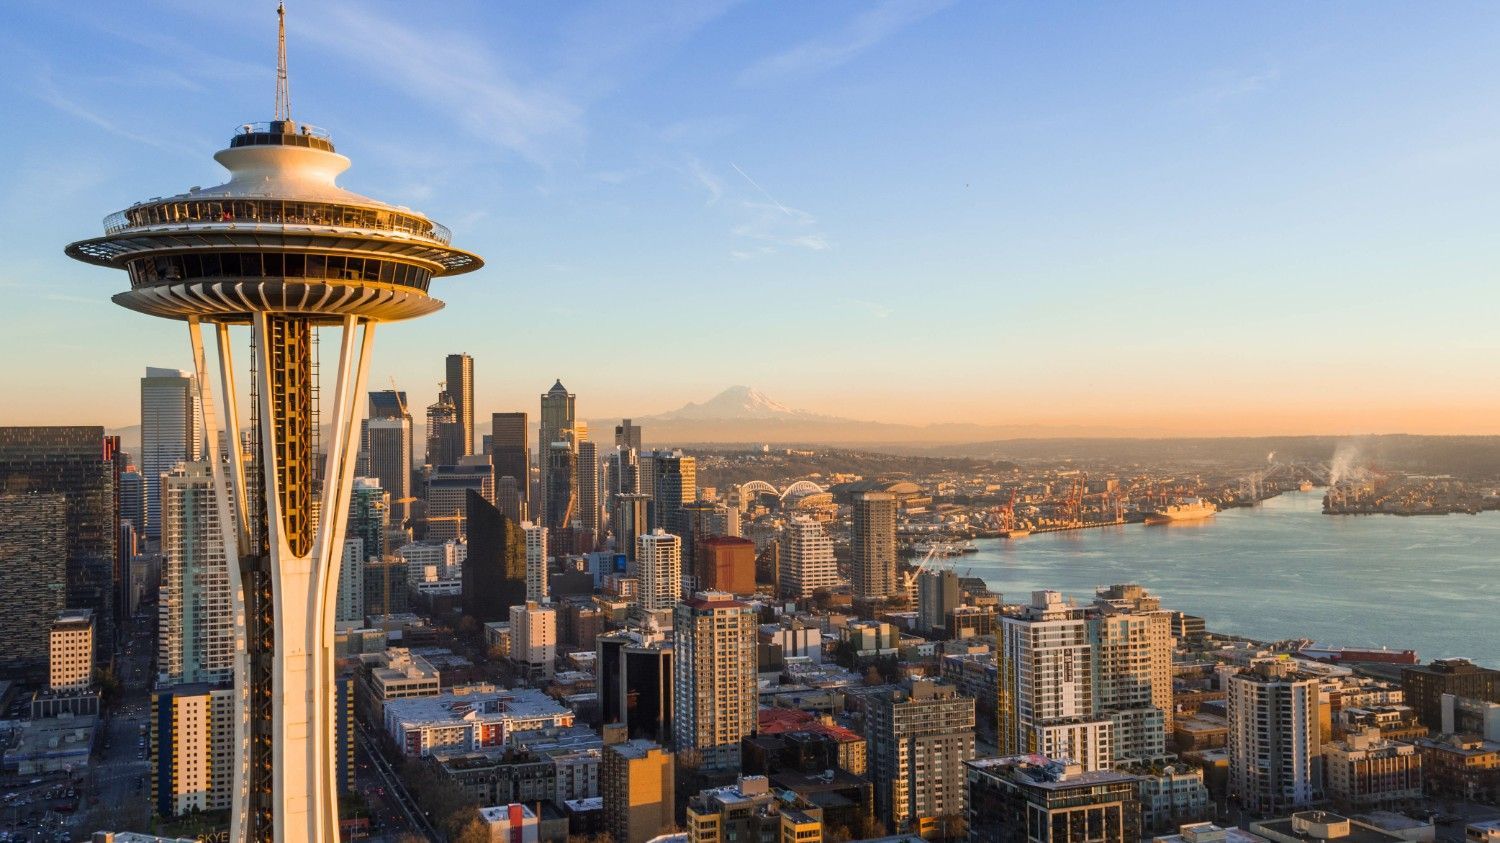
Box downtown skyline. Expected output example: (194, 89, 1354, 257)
(7, 1, 1500, 434)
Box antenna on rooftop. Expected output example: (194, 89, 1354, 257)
(275, 3, 292, 121)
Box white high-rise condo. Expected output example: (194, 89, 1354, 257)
(64, 8, 482, 840)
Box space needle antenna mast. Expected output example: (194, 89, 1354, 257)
(65, 4, 483, 840)
(275, 3, 291, 121)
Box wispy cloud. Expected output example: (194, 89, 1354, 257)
(299, 7, 582, 165)
(1192, 66, 1281, 104)
(32, 66, 202, 156)
(686, 158, 724, 204)
(738, 0, 952, 85)
(719, 163, 831, 257)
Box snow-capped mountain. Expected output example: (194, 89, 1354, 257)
(645, 386, 837, 421)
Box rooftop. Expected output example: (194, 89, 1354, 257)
(967, 755, 1139, 790)
(385, 687, 570, 727)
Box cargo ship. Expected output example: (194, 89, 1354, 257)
(1144, 499, 1217, 525)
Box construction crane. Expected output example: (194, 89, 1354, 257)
(899, 542, 950, 595)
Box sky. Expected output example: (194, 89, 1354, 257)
(4, 1, 1500, 436)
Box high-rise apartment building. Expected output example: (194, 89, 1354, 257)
(490, 411, 530, 514)
(867, 679, 976, 834)
(365, 391, 413, 527)
(523, 520, 549, 603)
(673, 593, 758, 772)
(150, 684, 238, 817)
(461, 490, 527, 623)
(159, 462, 234, 687)
(851, 492, 897, 601)
(999, 591, 1111, 769)
(509, 601, 558, 681)
(602, 738, 675, 843)
(141, 367, 201, 539)
(1091, 584, 1174, 765)
(637, 529, 682, 612)
(49, 610, 96, 692)
(1323, 727, 1423, 807)
(0, 427, 120, 663)
(0, 492, 68, 678)
(1226, 660, 1321, 813)
(578, 439, 600, 542)
(336, 539, 365, 624)
(781, 515, 838, 599)
(444, 353, 474, 457)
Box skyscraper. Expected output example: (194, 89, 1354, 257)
(424, 389, 462, 467)
(577, 439, 600, 543)
(613, 492, 651, 564)
(544, 441, 577, 535)
(637, 529, 682, 612)
(648, 449, 695, 531)
(490, 411, 529, 514)
(1226, 660, 1321, 814)
(781, 515, 837, 598)
(614, 418, 642, 452)
(444, 353, 474, 457)
(425, 457, 493, 542)
(159, 462, 234, 687)
(65, 11, 483, 835)
(0, 427, 119, 662)
(365, 391, 413, 528)
(673, 592, 758, 772)
(998, 591, 1112, 770)
(597, 628, 674, 744)
(141, 367, 201, 539)
(346, 477, 389, 562)
(462, 490, 527, 623)
(0, 492, 68, 678)
(867, 679, 975, 834)
(851, 491, 897, 602)
(539, 379, 576, 453)
(917, 568, 960, 634)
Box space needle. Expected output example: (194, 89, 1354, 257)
(65, 6, 482, 840)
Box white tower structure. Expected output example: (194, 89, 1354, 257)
(64, 8, 482, 840)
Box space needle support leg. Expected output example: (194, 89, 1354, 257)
(187, 316, 253, 842)
(308, 315, 374, 841)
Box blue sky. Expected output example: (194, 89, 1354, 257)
(5, 1, 1500, 434)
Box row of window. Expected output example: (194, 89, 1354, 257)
(126, 252, 433, 291)
(118, 199, 447, 243)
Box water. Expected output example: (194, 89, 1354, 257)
(967, 491, 1499, 666)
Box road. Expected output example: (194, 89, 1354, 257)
(356, 722, 438, 842)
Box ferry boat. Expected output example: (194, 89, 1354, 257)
(1298, 480, 1314, 492)
(1000, 528, 1032, 538)
(1144, 498, 1217, 525)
